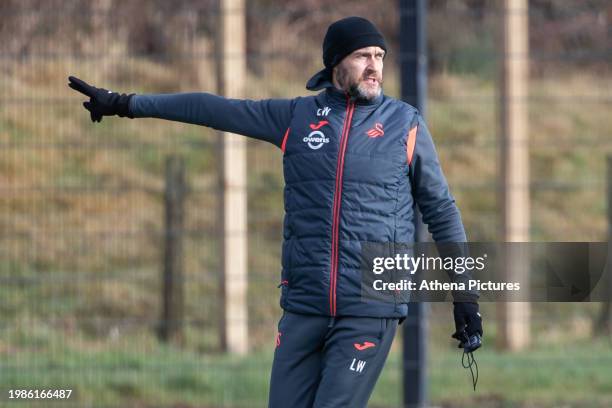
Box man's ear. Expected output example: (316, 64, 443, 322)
(331, 65, 339, 87)
(332, 64, 344, 89)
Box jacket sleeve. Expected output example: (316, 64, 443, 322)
(409, 113, 466, 243)
(129, 93, 295, 148)
(408, 112, 479, 302)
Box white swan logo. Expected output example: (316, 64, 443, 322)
(303, 130, 329, 150)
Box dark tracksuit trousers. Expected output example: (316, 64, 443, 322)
(268, 311, 399, 408)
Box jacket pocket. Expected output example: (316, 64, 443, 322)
(378, 318, 387, 340)
(278, 279, 289, 309)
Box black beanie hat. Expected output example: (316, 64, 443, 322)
(306, 16, 387, 91)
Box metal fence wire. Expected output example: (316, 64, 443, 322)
(0, 1, 610, 407)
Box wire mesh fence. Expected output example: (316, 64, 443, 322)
(0, 1, 611, 407)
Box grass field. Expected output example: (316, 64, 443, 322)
(1, 332, 611, 408)
(1, 52, 612, 407)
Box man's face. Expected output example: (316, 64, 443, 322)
(333, 46, 385, 101)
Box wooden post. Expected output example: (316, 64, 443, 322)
(216, 0, 248, 355)
(497, 0, 531, 351)
(159, 155, 186, 344)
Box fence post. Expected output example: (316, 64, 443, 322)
(497, 0, 531, 351)
(400, 0, 429, 406)
(596, 156, 612, 335)
(216, 0, 248, 355)
(607, 156, 612, 336)
(159, 155, 186, 344)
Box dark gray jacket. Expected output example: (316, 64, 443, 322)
(130, 86, 476, 318)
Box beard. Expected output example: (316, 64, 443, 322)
(348, 80, 382, 101)
(335, 66, 383, 101)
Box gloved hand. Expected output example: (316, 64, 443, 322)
(68, 76, 134, 122)
(451, 301, 483, 352)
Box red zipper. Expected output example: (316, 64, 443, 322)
(329, 97, 355, 316)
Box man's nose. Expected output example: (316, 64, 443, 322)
(365, 63, 379, 74)
(366, 57, 381, 71)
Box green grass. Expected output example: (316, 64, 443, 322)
(1, 333, 611, 408)
(1, 46, 612, 408)
(429, 339, 612, 407)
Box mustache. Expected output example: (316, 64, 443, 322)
(362, 71, 383, 82)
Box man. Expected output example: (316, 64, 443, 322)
(69, 16, 482, 408)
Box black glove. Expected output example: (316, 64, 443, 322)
(68, 76, 134, 122)
(451, 301, 483, 352)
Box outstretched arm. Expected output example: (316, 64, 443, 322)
(130, 93, 295, 147)
(68, 76, 295, 148)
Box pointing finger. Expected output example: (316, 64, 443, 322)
(68, 76, 95, 97)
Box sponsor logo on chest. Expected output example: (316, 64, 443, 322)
(303, 120, 330, 150)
